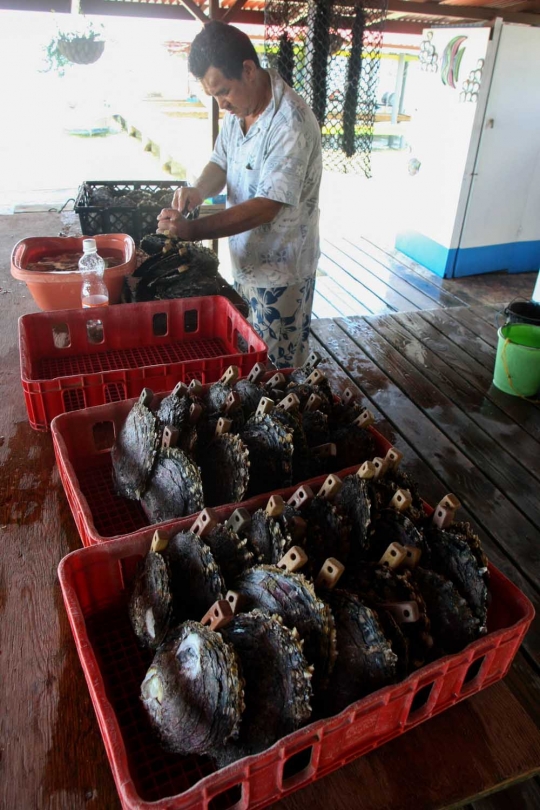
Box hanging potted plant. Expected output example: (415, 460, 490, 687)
(42, 18, 105, 75)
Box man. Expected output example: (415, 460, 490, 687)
(157, 21, 322, 368)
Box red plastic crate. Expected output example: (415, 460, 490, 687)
(58, 526, 534, 810)
(51, 376, 392, 548)
(19, 296, 267, 431)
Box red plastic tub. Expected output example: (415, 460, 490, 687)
(51, 374, 392, 548)
(11, 234, 136, 310)
(19, 296, 267, 431)
(58, 530, 534, 810)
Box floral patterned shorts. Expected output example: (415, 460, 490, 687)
(234, 276, 316, 369)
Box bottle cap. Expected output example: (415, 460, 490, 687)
(82, 238, 97, 253)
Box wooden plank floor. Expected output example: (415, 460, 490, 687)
(308, 304, 540, 809)
(313, 235, 538, 318)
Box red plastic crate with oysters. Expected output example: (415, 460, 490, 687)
(56, 351, 534, 810)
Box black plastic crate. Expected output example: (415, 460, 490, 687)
(74, 181, 187, 245)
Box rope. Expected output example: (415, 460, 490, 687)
(500, 337, 540, 403)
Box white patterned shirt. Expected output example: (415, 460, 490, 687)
(210, 69, 322, 287)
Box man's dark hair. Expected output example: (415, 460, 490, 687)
(189, 21, 260, 80)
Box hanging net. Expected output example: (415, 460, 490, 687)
(264, 0, 388, 176)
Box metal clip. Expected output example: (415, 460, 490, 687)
(266, 494, 285, 518)
(305, 369, 325, 386)
(342, 387, 356, 406)
(247, 363, 267, 383)
(161, 426, 179, 450)
(276, 392, 300, 412)
(224, 390, 242, 414)
(372, 457, 388, 480)
(379, 542, 407, 569)
(219, 365, 240, 385)
(139, 388, 153, 408)
(200, 599, 234, 631)
(277, 545, 308, 573)
(318, 474, 343, 500)
(352, 409, 375, 429)
(215, 417, 232, 436)
(255, 396, 274, 417)
(225, 508, 251, 533)
(191, 507, 218, 537)
(315, 557, 345, 590)
(432, 505, 455, 529)
(438, 494, 461, 512)
(150, 529, 169, 553)
(401, 546, 422, 570)
(357, 460, 376, 480)
(188, 379, 203, 396)
(302, 350, 322, 371)
(172, 381, 188, 398)
(303, 392, 322, 412)
(384, 447, 403, 470)
(287, 485, 314, 510)
(389, 488, 412, 513)
(381, 601, 420, 624)
(225, 590, 243, 614)
(265, 372, 286, 390)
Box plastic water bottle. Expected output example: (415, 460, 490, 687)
(80, 238, 109, 308)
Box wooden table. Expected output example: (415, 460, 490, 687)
(2, 234, 540, 810)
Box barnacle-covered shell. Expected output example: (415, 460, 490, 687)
(234, 379, 266, 418)
(141, 448, 204, 523)
(129, 550, 173, 650)
(156, 393, 198, 457)
(247, 509, 290, 565)
(287, 381, 334, 415)
(424, 525, 489, 629)
(347, 563, 432, 671)
(371, 471, 426, 524)
(305, 496, 351, 573)
(241, 414, 294, 496)
(140, 621, 244, 755)
(233, 565, 337, 692)
(203, 524, 254, 587)
(215, 610, 313, 764)
(329, 422, 376, 470)
(368, 509, 425, 562)
(301, 409, 330, 448)
(272, 407, 311, 483)
(414, 567, 481, 655)
(328, 399, 366, 431)
(335, 475, 372, 561)
(165, 531, 225, 621)
(205, 379, 234, 414)
(111, 398, 159, 499)
(324, 590, 398, 715)
(199, 433, 250, 506)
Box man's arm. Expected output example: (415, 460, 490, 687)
(157, 197, 282, 241)
(172, 162, 227, 213)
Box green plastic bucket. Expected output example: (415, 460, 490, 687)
(493, 323, 540, 397)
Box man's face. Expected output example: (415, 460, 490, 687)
(200, 63, 256, 118)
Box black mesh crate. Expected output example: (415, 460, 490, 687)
(74, 181, 188, 245)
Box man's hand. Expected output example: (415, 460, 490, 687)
(156, 208, 194, 240)
(172, 186, 204, 215)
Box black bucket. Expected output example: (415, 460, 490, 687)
(504, 300, 540, 327)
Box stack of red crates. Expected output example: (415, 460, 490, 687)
(50, 363, 534, 810)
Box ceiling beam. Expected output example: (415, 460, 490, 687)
(177, 0, 209, 23)
(222, 0, 249, 22)
(386, 0, 540, 24)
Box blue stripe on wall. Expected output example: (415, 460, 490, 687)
(395, 231, 455, 278)
(396, 231, 540, 278)
(453, 240, 540, 277)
